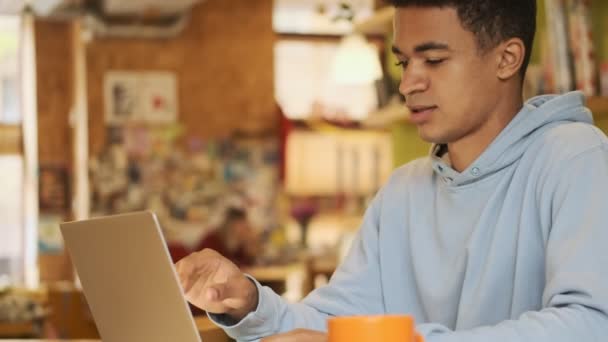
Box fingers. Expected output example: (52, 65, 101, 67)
(182, 267, 217, 305)
(174, 248, 253, 315)
(175, 258, 196, 293)
(184, 277, 239, 314)
(201, 277, 244, 304)
(175, 249, 220, 293)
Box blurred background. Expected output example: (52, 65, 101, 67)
(0, 0, 606, 339)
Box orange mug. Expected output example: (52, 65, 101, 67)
(328, 315, 424, 342)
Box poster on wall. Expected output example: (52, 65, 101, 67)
(38, 214, 64, 254)
(104, 71, 178, 125)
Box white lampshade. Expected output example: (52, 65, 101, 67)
(331, 34, 383, 85)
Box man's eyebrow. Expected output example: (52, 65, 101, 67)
(414, 42, 450, 53)
(391, 42, 450, 55)
(391, 45, 404, 55)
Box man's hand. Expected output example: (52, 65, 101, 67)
(175, 248, 258, 321)
(261, 329, 328, 342)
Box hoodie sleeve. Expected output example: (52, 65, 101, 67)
(416, 144, 608, 342)
(208, 188, 386, 341)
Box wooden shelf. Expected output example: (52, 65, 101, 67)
(588, 96, 608, 114)
(0, 321, 37, 338)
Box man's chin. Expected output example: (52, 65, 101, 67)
(417, 129, 447, 145)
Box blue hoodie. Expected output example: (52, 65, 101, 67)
(211, 91, 608, 342)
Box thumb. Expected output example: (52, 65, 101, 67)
(206, 276, 252, 310)
(222, 296, 250, 309)
(205, 276, 244, 302)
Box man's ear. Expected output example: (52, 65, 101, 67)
(496, 38, 525, 80)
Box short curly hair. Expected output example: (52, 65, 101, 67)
(388, 0, 536, 77)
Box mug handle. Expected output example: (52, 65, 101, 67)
(415, 332, 424, 342)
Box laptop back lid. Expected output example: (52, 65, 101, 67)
(60, 211, 202, 342)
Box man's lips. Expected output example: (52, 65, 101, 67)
(407, 105, 437, 113)
(407, 105, 437, 123)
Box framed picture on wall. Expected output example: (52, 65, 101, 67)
(39, 164, 70, 212)
(104, 71, 178, 125)
(104, 71, 139, 124)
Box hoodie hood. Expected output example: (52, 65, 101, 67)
(430, 91, 594, 186)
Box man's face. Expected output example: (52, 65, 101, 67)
(393, 7, 501, 144)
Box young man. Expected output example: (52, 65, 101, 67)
(176, 1, 608, 341)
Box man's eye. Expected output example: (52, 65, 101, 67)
(395, 60, 409, 68)
(426, 59, 445, 65)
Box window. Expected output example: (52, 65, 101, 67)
(0, 15, 20, 124)
(0, 14, 36, 288)
(0, 155, 24, 287)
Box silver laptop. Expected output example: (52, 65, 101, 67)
(60, 211, 202, 342)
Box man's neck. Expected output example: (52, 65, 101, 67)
(447, 95, 523, 173)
